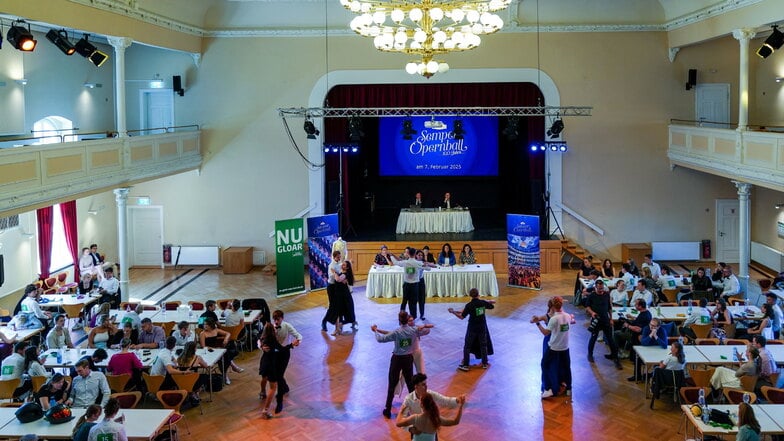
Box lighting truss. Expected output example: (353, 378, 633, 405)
(278, 106, 592, 119)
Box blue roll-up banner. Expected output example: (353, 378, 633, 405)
(306, 214, 339, 292)
(507, 214, 541, 290)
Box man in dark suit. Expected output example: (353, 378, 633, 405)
(413, 192, 423, 207)
(441, 192, 452, 209)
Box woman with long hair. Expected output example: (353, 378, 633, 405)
(199, 318, 242, 384)
(601, 259, 615, 278)
(340, 260, 358, 330)
(258, 322, 284, 419)
(736, 402, 761, 441)
(745, 303, 774, 341)
(691, 267, 713, 293)
(322, 250, 346, 335)
(166, 341, 208, 403)
(72, 404, 102, 441)
(35, 373, 69, 410)
(437, 243, 456, 266)
(710, 299, 734, 339)
(395, 392, 465, 440)
(458, 244, 475, 265)
(88, 315, 115, 349)
(23, 345, 48, 378)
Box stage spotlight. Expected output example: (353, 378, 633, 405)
(546, 118, 564, 139)
(7, 21, 37, 52)
(502, 116, 520, 140)
(46, 29, 75, 56)
(304, 118, 320, 139)
(549, 144, 558, 151)
(332, 147, 338, 153)
(559, 144, 568, 152)
(530, 144, 538, 152)
(324, 147, 330, 153)
(348, 115, 364, 141)
(401, 118, 417, 140)
(451, 119, 465, 140)
(351, 146, 358, 153)
(74, 35, 109, 67)
(757, 25, 784, 59)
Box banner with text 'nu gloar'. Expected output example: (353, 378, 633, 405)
(275, 218, 305, 297)
(507, 214, 541, 290)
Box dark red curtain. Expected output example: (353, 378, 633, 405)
(60, 201, 79, 281)
(36, 206, 54, 279)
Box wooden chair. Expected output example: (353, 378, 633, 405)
(659, 303, 678, 307)
(770, 372, 780, 387)
(106, 373, 131, 393)
(111, 391, 142, 409)
(662, 289, 678, 303)
(187, 301, 205, 311)
(695, 338, 720, 345)
(56, 271, 78, 291)
(157, 390, 190, 438)
(767, 340, 784, 345)
(43, 276, 58, 294)
(687, 367, 715, 389)
(739, 375, 758, 394)
(729, 298, 746, 306)
(724, 338, 748, 346)
(154, 321, 176, 337)
(142, 373, 166, 406)
(164, 301, 181, 311)
(216, 298, 233, 311)
(761, 385, 784, 403)
(60, 303, 84, 330)
(690, 323, 713, 339)
(172, 372, 203, 415)
(724, 388, 756, 404)
(679, 386, 709, 404)
(0, 378, 21, 402)
(723, 323, 737, 339)
(119, 302, 139, 311)
(30, 376, 48, 395)
(221, 324, 244, 352)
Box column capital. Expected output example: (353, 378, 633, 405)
(113, 187, 130, 202)
(107, 36, 133, 51)
(732, 28, 756, 42)
(732, 180, 752, 196)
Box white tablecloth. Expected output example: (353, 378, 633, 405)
(366, 264, 499, 298)
(395, 209, 474, 234)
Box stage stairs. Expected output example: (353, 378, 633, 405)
(560, 238, 590, 269)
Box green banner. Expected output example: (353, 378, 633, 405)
(275, 218, 306, 297)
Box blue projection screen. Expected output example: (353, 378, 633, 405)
(378, 116, 499, 177)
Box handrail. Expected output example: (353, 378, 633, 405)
(126, 124, 200, 136)
(553, 202, 604, 236)
(267, 204, 317, 238)
(1, 125, 200, 148)
(670, 119, 784, 131)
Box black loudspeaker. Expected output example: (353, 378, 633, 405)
(686, 69, 697, 90)
(173, 75, 184, 96)
(0, 255, 4, 288)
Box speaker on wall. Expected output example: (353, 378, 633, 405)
(686, 69, 697, 90)
(0, 255, 4, 288)
(173, 75, 184, 96)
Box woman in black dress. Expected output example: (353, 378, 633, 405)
(258, 322, 284, 419)
(166, 341, 208, 403)
(339, 260, 358, 331)
(199, 318, 241, 384)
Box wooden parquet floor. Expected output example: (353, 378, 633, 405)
(119, 267, 691, 441)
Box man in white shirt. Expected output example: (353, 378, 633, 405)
(766, 293, 783, 339)
(678, 297, 711, 340)
(720, 266, 741, 300)
(273, 309, 302, 414)
(391, 248, 425, 320)
(67, 359, 111, 407)
(151, 336, 176, 377)
(98, 268, 120, 308)
(1, 342, 31, 398)
(173, 321, 196, 346)
(630, 280, 654, 306)
(642, 254, 662, 280)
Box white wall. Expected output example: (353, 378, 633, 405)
(0, 213, 38, 299)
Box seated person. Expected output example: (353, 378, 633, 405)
(120, 304, 143, 330)
(21, 284, 52, 335)
(34, 373, 69, 411)
(8, 311, 43, 331)
(151, 336, 177, 377)
(88, 315, 116, 349)
(610, 280, 629, 306)
(743, 303, 775, 341)
(458, 244, 476, 265)
(223, 299, 245, 327)
(71, 349, 109, 376)
(710, 345, 758, 391)
(373, 245, 394, 266)
(199, 300, 219, 330)
(166, 341, 208, 403)
(67, 358, 111, 408)
(650, 341, 686, 399)
(79, 247, 102, 282)
(24, 345, 49, 379)
(679, 297, 712, 340)
(614, 299, 652, 353)
(628, 317, 667, 381)
(1, 342, 31, 398)
(110, 321, 139, 348)
(413, 192, 424, 207)
(87, 397, 127, 441)
(577, 270, 602, 305)
(710, 299, 734, 339)
(173, 321, 196, 346)
(106, 338, 144, 390)
(89, 303, 112, 328)
(421, 246, 436, 264)
(630, 280, 655, 307)
(440, 192, 454, 209)
(132, 318, 165, 349)
(690, 267, 714, 294)
(77, 272, 94, 295)
(437, 243, 456, 266)
(97, 268, 119, 308)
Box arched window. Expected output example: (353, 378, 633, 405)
(32, 116, 74, 144)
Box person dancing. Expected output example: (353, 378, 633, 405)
(258, 322, 284, 419)
(322, 250, 346, 335)
(395, 392, 465, 440)
(449, 288, 496, 371)
(535, 296, 572, 398)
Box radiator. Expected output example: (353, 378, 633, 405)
(253, 250, 267, 265)
(651, 241, 700, 261)
(174, 245, 220, 266)
(751, 241, 784, 272)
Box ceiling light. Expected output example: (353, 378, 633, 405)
(401, 117, 417, 140)
(46, 29, 75, 56)
(7, 21, 36, 52)
(304, 118, 320, 139)
(757, 25, 784, 59)
(451, 119, 465, 140)
(74, 35, 109, 67)
(547, 118, 564, 139)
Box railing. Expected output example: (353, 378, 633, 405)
(0, 125, 200, 149)
(670, 119, 784, 132)
(267, 204, 317, 238)
(554, 202, 604, 236)
(126, 124, 200, 136)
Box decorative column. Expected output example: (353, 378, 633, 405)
(733, 181, 752, 295)
(107, 37, 133, 137)
(732, 29, 756, 132)
(114, 187, 130, 302)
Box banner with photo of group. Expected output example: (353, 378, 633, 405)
(275, 218, 306, 297)
(306, 214, 339, 292)
(507, 214, 541, 290)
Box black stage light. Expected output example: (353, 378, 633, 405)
(451, 119, 465, 140)
(757, 25, 784, 59)
(348, 115, 364, 141)
(74, 35, 109, 66)
(546, 118, 564, 139)
(7, 21, 36, 52)
(502, 116, 520, 140)
(401, 118, 417, 140)
(46, 29, 76, 56)
(304, 118, 320, 139)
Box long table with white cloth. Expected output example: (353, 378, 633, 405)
(366, 264, 499, 298)
(395, 208, 474, 234)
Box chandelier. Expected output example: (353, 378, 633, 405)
(340, 0, 512, 78)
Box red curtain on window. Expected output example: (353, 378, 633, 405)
(36, 206, 54, 280)
(60, 201, 79, 282)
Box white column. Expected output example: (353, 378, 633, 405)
(114, 187, 130, 302)
(107, 36, 133, 137)
(732, 181, 752, 295)
(732, 29, 756, 132)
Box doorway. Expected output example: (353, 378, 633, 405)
(128, 206, 164, 268)
(695, 84, 730, 128)
(715, 199, 739, 263)
(139, 89, 174, 135)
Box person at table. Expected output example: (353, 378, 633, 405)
(709, 299, 734, 339)
(743, 303, 775, 341)
(458, 243, 476, 265)
(68, 358, 111, 408)
(679, 297, 711, 341)
(630, 279, 654, 307)
(753, 335, 777, 395)
(120, 304, 143, 331)
(21, 283, 52, 327)
(200, 318, 241, 384)
(111, 321, 139, 349)
(396, 392, 465, 439)
(618, 263, 636, 287)
(374, 245, 394, 266)
(627, 317, 667, 382)
(736, 402, 761, 441)
(223, 299, 245, 327)
(107, 338, 144, 390)
(72, 349, 109, 377)
(1, 341, 30, 398)
(173, 321, 196, 346)
(46, 314, 74, 350)
(88, 397, 128, 441)
(690, 267, 713, 294)
(626, 257, 640, 277)
(610, 280, 629, 307)
(77, 272, 94, 295)
(90, 302, 111, 328)
(650, 340, 686, 400)
(421, 245, 436, 264)
(88, 315, 116, 349)
(585, 280, 622, 369)
(765, 293, 783, 339)
(709, 344, 759, 392)
(642, 254, 661, 280)
(712, 262, 728, 282)
(440, 192, 453, 209)
(720, 265, 741, 300)
(199, 300, 219, 329)
(24, 345, 49, 379)
(413, 192, 424, 207)
(573, 256, 594, 301)
(167, 341, 209, 403)
(132, 318, 165, 350)
(600, 259, 615, 278)
(79, 247, 103, 282)
(615, 298, 652, 357)
(35, 373, 69, 411)
(449, 288, 496, 371)
(151, 336, 177, 378)
(392, 248, 425, 321)
(97, 267, 120, 309)
(72, 404, 102, 441)
(437, 243, 456, 266)
(271, 309, 301, 414)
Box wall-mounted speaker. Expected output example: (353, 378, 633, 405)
(686, 69, 697, 90)
(173, 75, 184, 96)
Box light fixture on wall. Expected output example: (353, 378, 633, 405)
(757, 25, 784, 59)
(15, 79, 28, 86)
(150, 74, 165, 89)
(46, 29, 76, 56)
(776, 203, 783, 209)
(83, 82, 102, 89)
(7, 20, 37, 52)
(74, 34, 109, 67)
(776, 77, 783, 83)
(340, 0, 513, 78)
